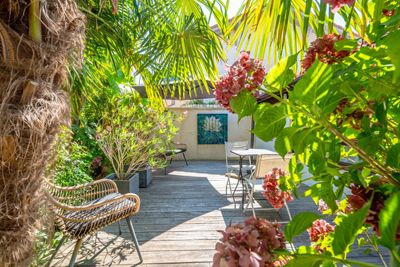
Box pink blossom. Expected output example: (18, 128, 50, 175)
(317, 199, 329, 213)
(307, 219, 335, 243)
(214, 52, 266, 112)
(262, 168, 293, 209)
(213, 217, 286, 267)
(324, 0, 355, 12)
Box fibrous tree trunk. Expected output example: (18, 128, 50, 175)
(0, 0, 85, 265)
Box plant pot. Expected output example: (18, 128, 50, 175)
(105, 173, 139, 194)
(139, 166, 152, 188)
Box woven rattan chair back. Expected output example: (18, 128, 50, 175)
(45, 179, 143, 267)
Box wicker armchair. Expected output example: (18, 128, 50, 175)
(45, 179, 142, 267)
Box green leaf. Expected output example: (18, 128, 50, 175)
(332, 201, 371, 256)
(291, 128, 315, 154)
(253, 103, 287, 142)
(284, 254, 324, 267)
(320, 180, 339, 211)
(229, 91, 258, 121)
(308, 150, 327, 176)
(306, 179, 338, 211)
(288, 156, 302, 197)
(383, 30, 400, 82)
(357, 237, 366, 248)
(386, 143, 400, 169)
(265, 53, 298, 90)
(334, 39, 358, 51)
(284, 212, 322, 243)
(292, 60, 333, 107)
(318, 90, 345, 116)
(275, 127, 297, 157)
(378, 191, 400, 249)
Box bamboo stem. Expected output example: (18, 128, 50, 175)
(29, 0, 42, 43)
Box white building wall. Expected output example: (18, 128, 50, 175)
(171, 107, 252, 160)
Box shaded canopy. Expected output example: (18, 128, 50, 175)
(133, 80, 215, 100)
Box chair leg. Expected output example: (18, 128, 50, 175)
(225, 176, 232, 195)
(231, 179, 241, 208)
(231, 179, 240, 197)
(284, 200, 293, 221)
(118, 220, 122, 235)
(69, 238, 83, 267)
(249, 189, 256, 218)
(170, 157, 173, 165)
(46, 235, 66, 267)
(126, 217, 143, 265)
(182, 153, 188, 166)
(226, 177, 236, 207)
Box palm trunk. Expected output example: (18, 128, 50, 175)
(0, 0, 85, 265)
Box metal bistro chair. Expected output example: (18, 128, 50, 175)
(243, 155, 293, 220)
(224, 141, 254, 201)
(164, 143, 188, 174)
(45, 179, 143, 267)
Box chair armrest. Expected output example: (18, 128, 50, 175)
(49, 193, 141, 222)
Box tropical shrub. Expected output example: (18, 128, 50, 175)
(223, 1, 400, 266)
(97, 93, 178, 180)
(47, 127, 93, 187)
(31, 230, 63, 267)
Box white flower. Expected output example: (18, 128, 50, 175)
(203, 116, 222, 132)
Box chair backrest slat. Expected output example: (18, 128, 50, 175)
(224, 141, 249, 158)
(251, 155, 290, 182)
(224, 141, 250, 171)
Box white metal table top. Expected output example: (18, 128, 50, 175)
(230, 148, 278, 157)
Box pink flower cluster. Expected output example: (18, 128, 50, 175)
(213, 217, 286, 267)
(262, 168, 293, 209)
(308, 219, 335, 243)
(348, 184, 400, 240)
(214, 51, 266, 112)
(323, 0, 355, 12)
(301, 34, 351, 71)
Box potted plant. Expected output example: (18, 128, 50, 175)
(139, 109, 179, 187)
(137, 165, 153, 188)
(96, 94, 170, 193)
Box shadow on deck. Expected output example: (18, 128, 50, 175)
(52, 160, 389, 266)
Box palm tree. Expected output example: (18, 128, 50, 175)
(225, 0, 390, 65)
(71, 0, 228, 120)
(0, 0, 85, 265)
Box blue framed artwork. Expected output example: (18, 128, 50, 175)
(197, 114, 228, 144)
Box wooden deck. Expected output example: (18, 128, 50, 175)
(52, 161, 389, 266)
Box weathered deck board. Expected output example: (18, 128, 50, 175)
(53, 160, 389, 266)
